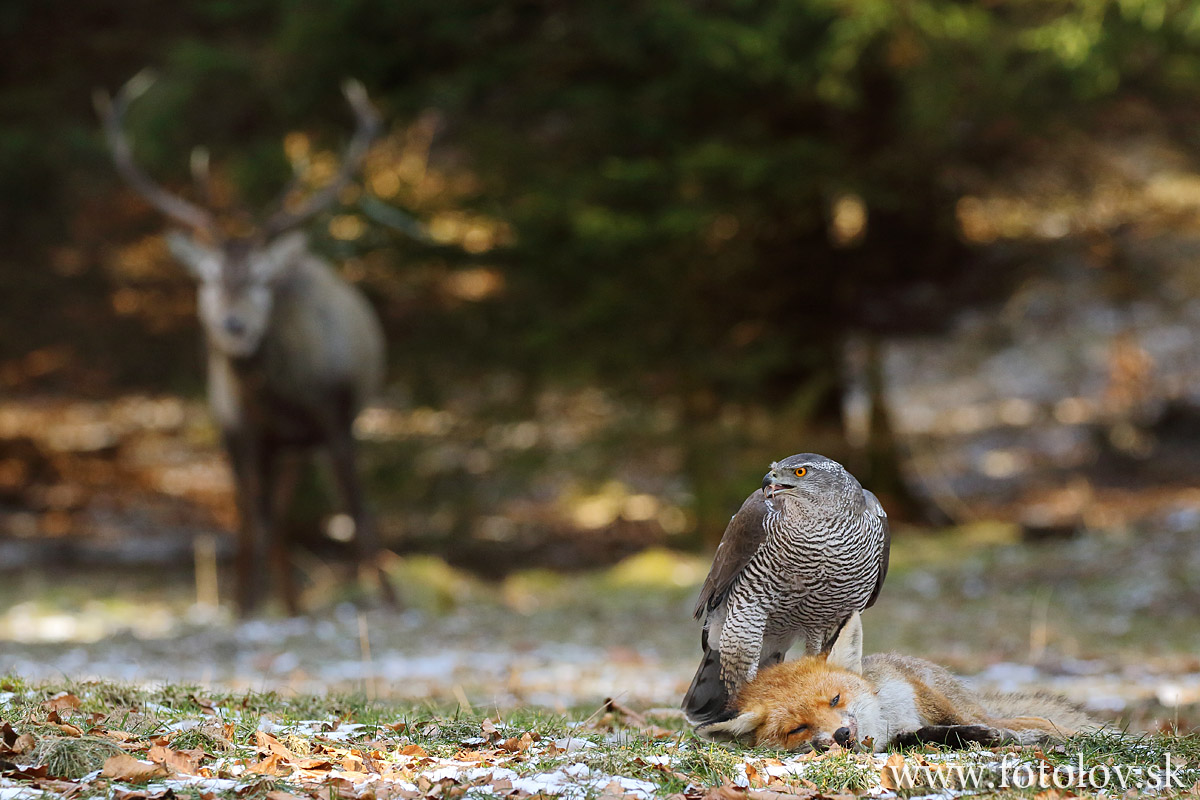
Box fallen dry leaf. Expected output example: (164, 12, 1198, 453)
(44, 709, 81, 735)
(642, 725, 677, 739)
(598, 779, 630, 800)
(880, 752, 906, 791)
(25, 779, 84, 796)
(42, 692, 81, 713)
(111, 788, 174, 800)
(0, 763, 48, 781)
(1034, 790, 1076, 800)
(10, 733, 35, 755)
(747, 790, 817, 800)
(147, 743, 203, 775)
(704, 785, 748, 800)
(396, 743, 427, 758)
(255, 730, 298, 761)
(102, 753, 169, 783)
(245, 753, 287, 776)
(499, 732, 534, 753)
(266, 791, 308, 800)
(0, 723, 35, 757)
(330, 775, 367, 799)
(189, 695, 217, 716)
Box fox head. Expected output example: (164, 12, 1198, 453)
(696, 612, 883, 752)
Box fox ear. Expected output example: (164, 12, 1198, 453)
(695, 710, 764, 745)
(826, 611, 864, 674)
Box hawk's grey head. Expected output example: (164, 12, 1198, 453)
(761, 453, 857, 510)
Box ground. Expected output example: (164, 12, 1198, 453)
(1, 679, 1198, 800)
(2, 524, 1200, 798)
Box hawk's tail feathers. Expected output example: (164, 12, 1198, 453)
(682, 646, 732, 726)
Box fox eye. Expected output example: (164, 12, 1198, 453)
(787, 724, 809, 737)
(794, 467, 807, 477)
(830, 694, 840, 708)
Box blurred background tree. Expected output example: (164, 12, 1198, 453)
(4, 0, 1200, 562)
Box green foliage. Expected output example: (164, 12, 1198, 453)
(261, 0, 1200, 399)
(7, 0, 1200, 405)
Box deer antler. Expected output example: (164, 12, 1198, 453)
(262, 79, 382, 238)
(93, 70, 217, 234)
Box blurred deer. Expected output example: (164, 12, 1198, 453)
(95, 72, 395, 614)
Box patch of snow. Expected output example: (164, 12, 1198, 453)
(551, 737, 595, 752)
(281, 720, 369, 740)
(462, 767, 519, 782)
(424, 764, 484, 782)
(158, 777, 241, 793)
(763, 758, 809, 779)
(166, 718, 201, 731)
(0, 789, 48, 800)
(508, 764, 658, 800)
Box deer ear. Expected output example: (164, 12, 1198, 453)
(695, 710, 764, 745)
(826, 612, 864, 675)
(256, 231, 308, 282)
(166, 231, 219, 282)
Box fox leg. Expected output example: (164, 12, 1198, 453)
(893, 724, 1005, 749)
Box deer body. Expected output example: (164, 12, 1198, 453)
(98, 73, 394, 613)
(180, 233, 388, 614)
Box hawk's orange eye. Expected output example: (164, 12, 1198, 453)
(794, 467, 807, 477)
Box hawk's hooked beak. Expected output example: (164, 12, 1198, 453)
(762, 472, 785, 499)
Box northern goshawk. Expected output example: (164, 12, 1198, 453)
(682, 453, 890, 726)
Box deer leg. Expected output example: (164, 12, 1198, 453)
(226, 433, 271, 615)
(269, 448, 302, 616)
(323, 408, 397, 607)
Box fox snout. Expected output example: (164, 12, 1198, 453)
(834, 725, 854, 747)
(812, 716, 859, 751)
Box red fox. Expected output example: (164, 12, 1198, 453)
(696, 612, 1102, 751)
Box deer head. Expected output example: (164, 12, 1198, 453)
(95, 71, 381, 358)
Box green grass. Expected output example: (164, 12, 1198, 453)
(32, 736, 125, 779)
(801, 750, 879, 791)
